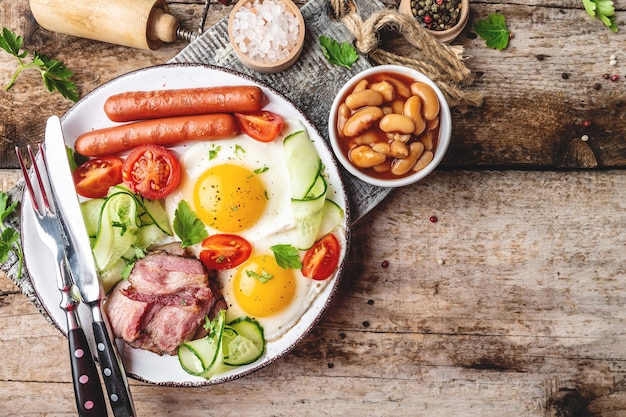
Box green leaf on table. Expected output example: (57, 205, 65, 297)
(473, 13, 511, 50)
(582, 0, 618, 32)
(0, 191, 23, 279)
(319, 35, 359, 69)
(0, 27, 27, 58)
(0, 27, 79, 101)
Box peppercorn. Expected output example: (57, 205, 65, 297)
(409, 0, 462, 31)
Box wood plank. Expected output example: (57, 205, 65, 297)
(1, 1, 625, 169)
(3, 170, 626, 415)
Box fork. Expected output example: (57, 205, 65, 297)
(17, 145, 108, 417)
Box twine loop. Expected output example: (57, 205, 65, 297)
(329, 0, 483, 109)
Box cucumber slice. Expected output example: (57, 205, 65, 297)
(224, 335, 262, 366)
(178, 311, 225, 377)
(92, 191, 139, 272)
(227, 317, 265, 362)
(284, 128, 322, 200)
(80, 198, 105, 237)
(138, 195, 172, 235)
(306, 172, 327, 200)
(291, 175, 328, 250)
(178, 339, 217, 376)
(221, 326, 239, 360)
(87, 185, 172, 288)
(109, 185, 172, 235)
(316, 199, 344, 241)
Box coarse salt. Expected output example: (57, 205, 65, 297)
(231, 0, 300, 64)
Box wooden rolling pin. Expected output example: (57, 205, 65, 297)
(29, 0, 187, 50)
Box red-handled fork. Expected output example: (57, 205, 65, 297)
(17, 145, 108, 417)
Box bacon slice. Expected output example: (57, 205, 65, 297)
(104, 250, 226, 356)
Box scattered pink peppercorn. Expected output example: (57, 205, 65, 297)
(381, 260, 389, 269)
(610, 74, 620, 81)
(429, 216, 438, 223)
(582, 120, 592, 128)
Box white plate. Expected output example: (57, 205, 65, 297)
(21, 63, 350, 386)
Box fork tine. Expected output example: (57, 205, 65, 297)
(15, 146, 41, 214)
(27, 144, 51, 212)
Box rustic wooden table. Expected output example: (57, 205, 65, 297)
(2, 0, 626, 416)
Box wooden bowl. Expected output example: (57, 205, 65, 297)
(399, 0, 469, 44)
(228, 0, 305, 73)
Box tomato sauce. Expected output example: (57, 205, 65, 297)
(333, 71, 441, 180)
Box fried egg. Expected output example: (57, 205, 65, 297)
(165, 126, 331, 341)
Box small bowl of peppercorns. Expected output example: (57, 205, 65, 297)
(399, 0, 469, 44)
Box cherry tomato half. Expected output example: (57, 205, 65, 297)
(302, 233, 341, 281)
(199, 234, 253, 270)
(121, 144, 181, 200)
(73, 155, 123, 198)
(234, 111, 284, 142)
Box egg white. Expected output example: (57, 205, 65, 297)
(165, 125, 331, 341)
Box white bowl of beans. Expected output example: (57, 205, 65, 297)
(328, 65, 451, 188)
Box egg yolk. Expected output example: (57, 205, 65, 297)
(233, 254, 296, 317)
(193, 164, 267, 232)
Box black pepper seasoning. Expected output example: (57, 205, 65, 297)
(409, 0, 463, 31)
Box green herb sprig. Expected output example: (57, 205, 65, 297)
(473, 13, 511, 51)
(173, 200, 208, 248)
(270, 244, 302, 269)
(0, 27, 78, 101)
(319, 35, 359, 69)
(0, 191, 23, 279)
(582, 0, 618, 32)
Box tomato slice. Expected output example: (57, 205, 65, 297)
(73, 155, 123, 198)
(234, 111, 284, 142)
(301, 233, 341, 281)
(199, 234, 253, 270)
(121, 144, 181, 200)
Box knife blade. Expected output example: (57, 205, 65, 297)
(44, 115, 137, 417)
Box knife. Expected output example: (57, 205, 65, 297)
(43, 115, 137, 417)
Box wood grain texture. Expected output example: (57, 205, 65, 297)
(2, 0, 626, 415)
(1, 0, 626, 169)
(3, 169, 626, 416)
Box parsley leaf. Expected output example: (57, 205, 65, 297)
(246, 269, 273, 283)
(473, 13, 511, 50)
(0, 191, 23, 279)
(120, 247, 145, 279)
(270, 244, 302, 269)
(0, 27, 78, 101)
(582, 0, 618, 32)
(319, 35, 359, 69)
(173, 200, 208, 247)
(208, 145, 221, 161)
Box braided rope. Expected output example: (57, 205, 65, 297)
(329, 0, 483, 108)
